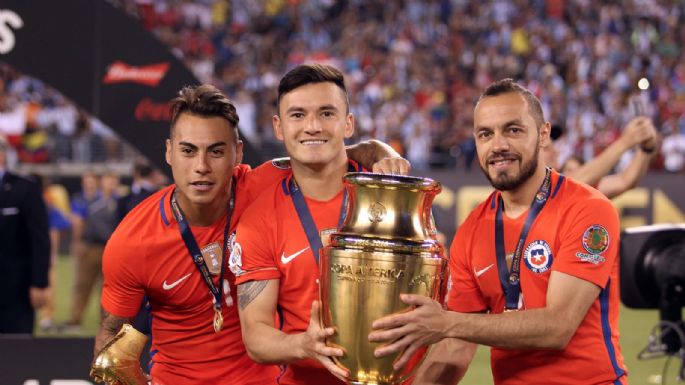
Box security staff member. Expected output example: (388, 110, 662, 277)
(0, 136, 50, 334)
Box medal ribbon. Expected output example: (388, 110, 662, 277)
(286, 162, 359, 265)
(495, 168, 552, 311)
(170, 183, 235, 332)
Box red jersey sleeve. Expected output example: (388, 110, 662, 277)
(230, 187, 282, 284)
(101, 227, 146, 318)
(446, 213, 488, 313)
(552, 195, 619, 289)
(237, 160, 291, 206)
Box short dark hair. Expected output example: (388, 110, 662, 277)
(169, 84, 240, 140)
(277, 63, 349, 113)
(478, 78, 545, 128)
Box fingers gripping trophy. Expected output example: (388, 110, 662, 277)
(320, 173, 446, 385)
(91, 324, 149, 385)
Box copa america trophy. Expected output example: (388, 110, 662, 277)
(320, 173, 445, 385)
(90, 324, 149, 385)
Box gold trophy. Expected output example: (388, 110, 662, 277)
(320, 173, 445, 385)
(90, 324, 149, 385)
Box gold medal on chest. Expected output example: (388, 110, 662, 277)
(201, 242, 223, 276)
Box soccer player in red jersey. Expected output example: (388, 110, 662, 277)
(231, 64, 409, 385)
(369, 79, 627, 385)
(95, 83, 406, 385)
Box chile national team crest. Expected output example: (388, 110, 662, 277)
(523, 240, 554, 273)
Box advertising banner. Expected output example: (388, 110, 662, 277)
(0, 0, 262, 174)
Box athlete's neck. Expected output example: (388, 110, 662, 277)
(290, 154, 349, 201)
(175, 188, 231, 227)
(500, 163, 548, 219)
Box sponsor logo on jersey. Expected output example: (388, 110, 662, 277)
(474, 263, 495, 278)
(162, 273, 192, 290)
(280, 246, 309, 265)
(523, 240, 554, 273)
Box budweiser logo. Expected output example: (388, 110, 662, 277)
(103, 61, 170, 86)
(135, 98, 171, 122)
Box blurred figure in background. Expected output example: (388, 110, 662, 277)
(0, 135, 50, 334)
(116, 161, 158, 222)
(64, 171, 120, 333)
(37, 176, 72, 333)
(544, 116, 658, 199)
(661, 118, 685, 173)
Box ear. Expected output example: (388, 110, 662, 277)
(344, 113, 355, 139)
(165, 138, 172, 166)
(539, 122, 552, 148)
(235, 140, 244, 165)
(273, 115, 284, 141)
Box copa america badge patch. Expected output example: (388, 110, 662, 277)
(582, 225, 610, 254)
(523, 240, 554, 273)
(576, 225, 609, 265)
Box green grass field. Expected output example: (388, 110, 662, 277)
(40, 255, 682, 384)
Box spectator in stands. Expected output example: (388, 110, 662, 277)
(0, 135, 50, 334)
(1, 1, 684, 171)
(661, 118, 685, 173)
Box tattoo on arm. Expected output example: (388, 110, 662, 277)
(238, 280, 269, 310)
(94, 308, 132, 356)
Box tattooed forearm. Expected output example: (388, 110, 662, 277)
(94, 308, 133, 356)
(238, 280, 269, 310)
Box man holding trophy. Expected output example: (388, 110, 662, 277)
(230, 63, 416, 385)
(369, 79, 627, 385)
(91, 82, 406, 385)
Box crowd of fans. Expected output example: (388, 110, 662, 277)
(1, 0, 684, 172)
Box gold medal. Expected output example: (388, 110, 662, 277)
(213, 308, 223, 333)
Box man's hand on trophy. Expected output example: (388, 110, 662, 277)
(368, 294, 447, 370)
(371, 156, 411, 175)
(301, 300, 349, 381)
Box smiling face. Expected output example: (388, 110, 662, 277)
(474, 92, 549, 191)
(273, 82, 354, 169)
(165, 113, 243, 218)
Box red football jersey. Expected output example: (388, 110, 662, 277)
(447, 170, 627, 385)
(102, 163, 287, 385)
(232, 165, 363, 385)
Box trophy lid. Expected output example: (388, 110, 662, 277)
(343, 172, 441, 194)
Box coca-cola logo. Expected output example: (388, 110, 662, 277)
(103, 61, 170, 87)
(135, 98, 171, 122)
(0, 9, 23, 55)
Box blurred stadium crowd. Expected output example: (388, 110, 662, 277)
(1, 0, 685, 172)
